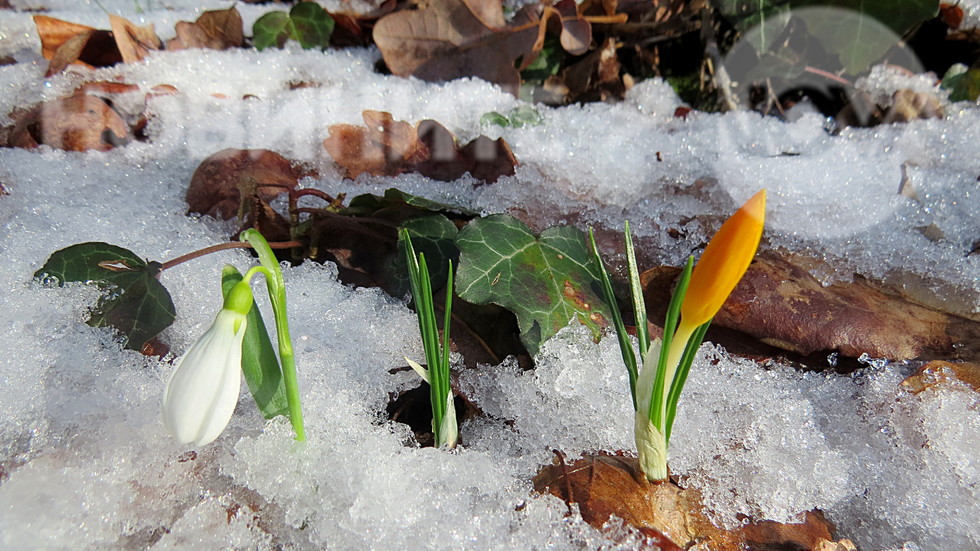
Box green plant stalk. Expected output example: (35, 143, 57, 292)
(665, 321, 710, 442)
(624, 221, 649, 360)
(401, 228, 455, 448)
(649, 256, 694, 429)
(593, 222, 709, 481)
(240, 229, 306, 442)
(589, 228, 638, 409)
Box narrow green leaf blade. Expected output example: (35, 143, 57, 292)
(589, 228, 637, 409)
(222, 266, 289, 419)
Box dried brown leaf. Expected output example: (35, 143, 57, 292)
(9, 95, 130, 152)
(533, 452, 843, 549)
(715, 253, 954, 360)
(186, 149, 306, 219)
(34, 15, 96, 60)
(373, 0, 539, 96)
(108, 14, 161, 64)
(169, 7, 243, 50)
(901, 360, 980, 393)
(323, 111, 516, 183)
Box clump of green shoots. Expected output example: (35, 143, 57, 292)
(591, 190, 765, 481)
(400, 228, 458, 449)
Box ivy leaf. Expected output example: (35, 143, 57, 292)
(222, 266, 289, 419)
(34, 242, 175, 350)
(344, 188, 478, 217)
(941, 64, 980, 102)
(253, 1, 334, 51)
(454, 215, 610, 356)
(392, 215, 460, 297)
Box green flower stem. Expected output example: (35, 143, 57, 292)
(240, 229, 306, 442)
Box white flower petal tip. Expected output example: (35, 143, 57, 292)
(162, 309, 247, 447)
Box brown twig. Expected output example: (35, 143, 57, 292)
(159, 240, 303, 271)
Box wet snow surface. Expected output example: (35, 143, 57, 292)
(1, 1, 979, 550)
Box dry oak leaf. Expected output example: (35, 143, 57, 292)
(34, 15, 160, 75)
(716, 252, 954, 360)
(373, 0, 540, 96)
(186, 149, 308, 220)
(533, 452, 846, 550)
(8, 94, 130, 151)
(167, 6, 244, 51)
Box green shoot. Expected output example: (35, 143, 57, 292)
(400, 228, 457, 449)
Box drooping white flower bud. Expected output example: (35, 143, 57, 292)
(162, 280, 252, 446)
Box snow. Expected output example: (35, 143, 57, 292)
(1, 2, 979, 550)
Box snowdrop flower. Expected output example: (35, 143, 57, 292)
(162, 280, 253, 446)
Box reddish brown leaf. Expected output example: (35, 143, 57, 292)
(168, 6, 243, 50)
(186, 149, 308, 219)
(33, 15, 96, 60)
(715, 253, 954, 360)
(9, 95, 130, 152)
(372, 0, 539, 96)
(940, 3, 964, 29)
(323, 110, 419, 179)
(108, 14, 161, 64)
(533, 452, 848, 549)
(323, 111, 516, 183)
(901, 360, 980, 394)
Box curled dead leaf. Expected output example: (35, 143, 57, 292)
(323, 111, 515, 183)
(109, 15, 162, 64)
(9, 95, 131, 151)
(186, 149, 308, 220)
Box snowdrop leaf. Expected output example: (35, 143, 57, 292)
(454, 215, 610, 356)
(34, 242, 175, 351)
(222, 266, 289, 419)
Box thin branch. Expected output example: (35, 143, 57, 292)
(159, 240, 303, 271)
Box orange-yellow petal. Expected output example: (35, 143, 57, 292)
(680, 189, 765, 327)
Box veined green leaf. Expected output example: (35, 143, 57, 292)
(34, 242, 175, 351)
(455, 215, 610, 356)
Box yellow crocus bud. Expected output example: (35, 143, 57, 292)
(681, 189, 766, 327)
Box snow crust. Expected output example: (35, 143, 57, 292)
(1, 2, 979, 550)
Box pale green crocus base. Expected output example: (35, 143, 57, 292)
(635, 339, 669, 481)
(634, 414, 668, 482)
